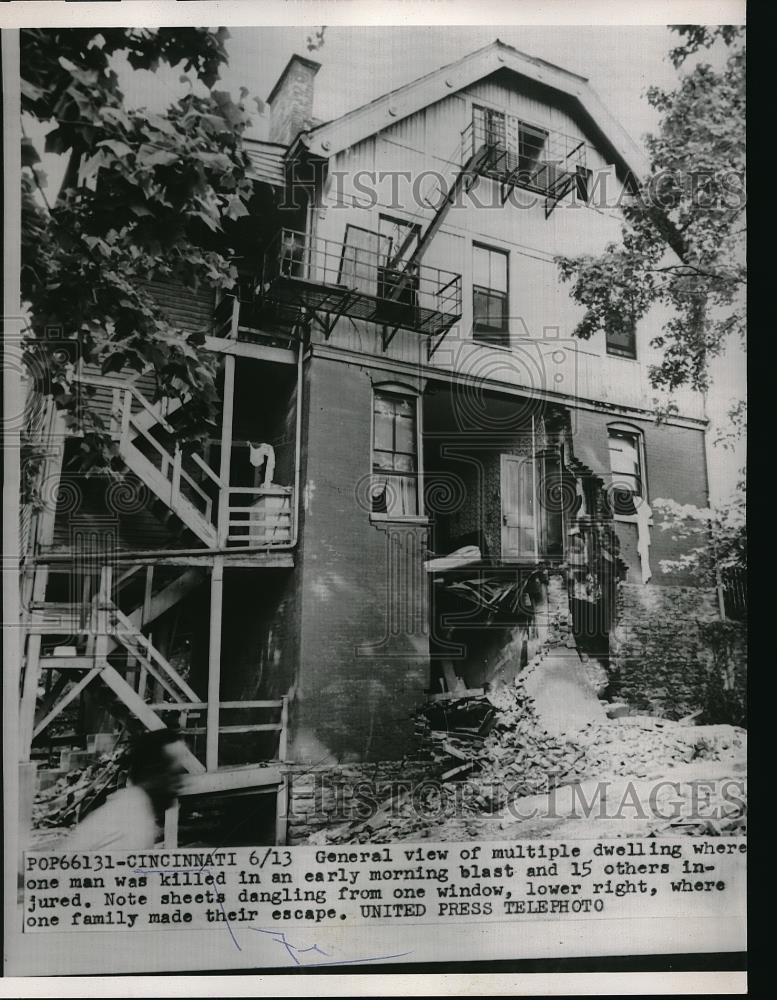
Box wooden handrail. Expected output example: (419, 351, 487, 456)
(227, 485, 292, 496)
(191, 452, 223, 487)
(149, 700, 284, 711)
(125, 410, 214, 514)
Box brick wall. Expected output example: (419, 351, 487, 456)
(269, 56, 320, 146)
(290, 357, 429, 764)
(612, 583, 746, 719)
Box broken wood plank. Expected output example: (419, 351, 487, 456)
(441, 761, 476, 781)
(426, 687, 486, 703)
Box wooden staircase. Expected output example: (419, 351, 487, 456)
(77, 372, 221, 547)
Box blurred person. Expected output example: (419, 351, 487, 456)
(63, 729, 189, 851)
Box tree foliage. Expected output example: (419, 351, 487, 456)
(21, 27, 255, 470)
(653, 476, 746, 581)
(556, 25, 745, 400)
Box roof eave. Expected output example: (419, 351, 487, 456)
(301, 40, 648, 181)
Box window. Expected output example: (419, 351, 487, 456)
(608, 427, 644, 516)
(376, 216, 420, 321)
(473, 104, 506, 148)
(379, 215, 419, 268)
(501, 449, 566, 561)
(606, 315, 637, 359)
(517, 122, 548, 177)
(473, 244, 509, 345)
(501, 455, 536, 559)
(372, 390, 420, 517)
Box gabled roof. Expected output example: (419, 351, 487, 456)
(298, 39, 648, 179)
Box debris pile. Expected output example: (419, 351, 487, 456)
(32, 749, 126, 831)
(305, 670, 747, 845)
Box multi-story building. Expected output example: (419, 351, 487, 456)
(19, 40, 727, 847)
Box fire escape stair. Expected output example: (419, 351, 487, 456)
(385, 143, 496, 295)
(73, 373, 220, 548)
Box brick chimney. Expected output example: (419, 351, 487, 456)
(268, 54, 321, 146)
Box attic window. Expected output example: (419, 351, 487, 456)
(473, 105, 506, 148)
(517, 122, 548, 175)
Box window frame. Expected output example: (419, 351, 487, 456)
(369, 385, 425, 522)
(605, 316, 638, 360)
(607, 424, 648, 519)
(516, 120, 549, 178)
(378, 213, 421, 266)
(472, 241, 510, 345)
(472, 103, 507, 148)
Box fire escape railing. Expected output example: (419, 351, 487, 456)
(461, 114, 592, 214)
(259, 227, 462, 347)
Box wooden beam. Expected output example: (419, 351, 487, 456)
(184, 724, 282, 735)
(34, 670, 71, 725)
(149, 700, 283, 711)
(278, 695, 289, 762)
(164, 802, 179, 848)
(35, 548, 295, 569)
(181, 764, 282, 796)
(130, 568, 203, 631)
(217, 355, 235, 548)
(39, 656, 96, 670)
(206, 559, 224, 772)
(19, 405, 64, 759)
(205, 353, 235, 772)
(32, 666, 101, 740)
(98, 662, 205, 774)
(204, 335, 296, 366)
(142, 565, 154, 625)
(275, 774, 289, 846)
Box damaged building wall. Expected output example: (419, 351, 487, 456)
(568, 408, 709, 585)
(289, 356, 429, 765)
(565, 409, 727, 715)
(612, 583, 732, 718)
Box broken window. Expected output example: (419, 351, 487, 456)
(473, 243, 509, 345)
(608, 426, 644, 516)
(372, 389, 420, 517)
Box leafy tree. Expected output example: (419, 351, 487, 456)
(652, 475, 746, 582)
(556, 25, 745, 402)
(21, 27, 256, 471)
(556, 26, 746, 598)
